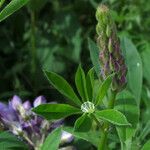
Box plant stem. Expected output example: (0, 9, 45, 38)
(98, 90, 117, 150)
(30, 10, 36, 76)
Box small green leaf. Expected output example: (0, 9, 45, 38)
(142, 140, 150, 150)
(86, 68, 95, 101)
(44, 70, 81, 106)
(32, 104, 81, 120)
(75, 65, 89, 102)
(41, 127, 62, 150)
(0, 131, 28, 150)
(95, 74, 114, 105)
(74, 114, 92, 132)
(0, 0, 29, 22)
(95, 109, 130, 126)
(88, 38, 100, 78)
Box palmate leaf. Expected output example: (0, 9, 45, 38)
(95, 74, 114, 105)
(32, 104, 81, 120)
(86, 68, 95, 101)
(44, 70, 81, 107)
(75, 65, 89, 102)
(95, 109, 131, 126)
(74, 114, 92, 132)
(0, 0, 29, 22)
(41, 127, 62, 150)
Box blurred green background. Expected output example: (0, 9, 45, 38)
(0, 0, 150, 101)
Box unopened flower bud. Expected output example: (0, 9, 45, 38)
(96, 5, 127, 91)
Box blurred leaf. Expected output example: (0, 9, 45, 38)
(121, 37, 142, 105)
(95, 109, 130, 126)
(75, 65, 89, 102)
(0, 0, 29, 22)
(88, 38, 100, 78)
(115, 90, 139, 149)
(142, 140, 150, 150)
(140, 43, 150, 84)
(63, 126, 99, 147)
(95, 74, 114, 105)
(32, 104, 81, 120)
(74, 114, 92, 132)
(86, 68, 95, 101)
(41, 127, 62, 150)
(0, 131, 28, 150)
(44, 70, 82, 106)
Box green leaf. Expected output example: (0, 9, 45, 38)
(142, 140, 150, 150)
(86, 68, 95, 101)
(115, 90, 139, 149)
(140, 43, 150, 84)
(63, 126, 99, 147)
(32, 104, 81, 120)
(95, 74, 114, 105)
(121, 37, 142, 105)
(75, 65, 89, 102)
(0, 0, 29, 22)
(95, 109, 131, 126)
(88, 38, 101, 78)
(41, 127, 62, 150)
(74, 114, 92, 132)
(44, 70, 81, 106)
(0, 131, 28, 150)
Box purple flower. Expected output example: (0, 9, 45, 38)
(0, 95, 63, 150)
(33, 96, 46, 107)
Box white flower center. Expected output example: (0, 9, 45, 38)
(81, 101, 95, 113)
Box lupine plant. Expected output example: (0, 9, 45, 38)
(1, 1, 150, 150)
(32, 5, 132, 150)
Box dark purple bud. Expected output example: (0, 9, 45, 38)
(33, 96, 46, 107)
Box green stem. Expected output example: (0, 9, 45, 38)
(98, 90, 117, 150)
(30, 10, 36, 76)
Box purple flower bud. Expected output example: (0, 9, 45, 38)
(23, 101, 31, 110)
(10, 95, 22, 110)
(61, 131, 74, 144)
(33, 96, 46, 107)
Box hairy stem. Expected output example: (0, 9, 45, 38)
(98, 90, 117, 150)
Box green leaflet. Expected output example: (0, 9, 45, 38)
(0, 0, 29, 22)
(95, 109, 131, 126)
(32, 103, 81, 120)
(95, 74, 114, 105)
(44, 70, 82, 106)
(86, 68, 95, 101)
(41, 127, 62, 150)
(74, 114, 92, 132)
(75, 65, 89, 102)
